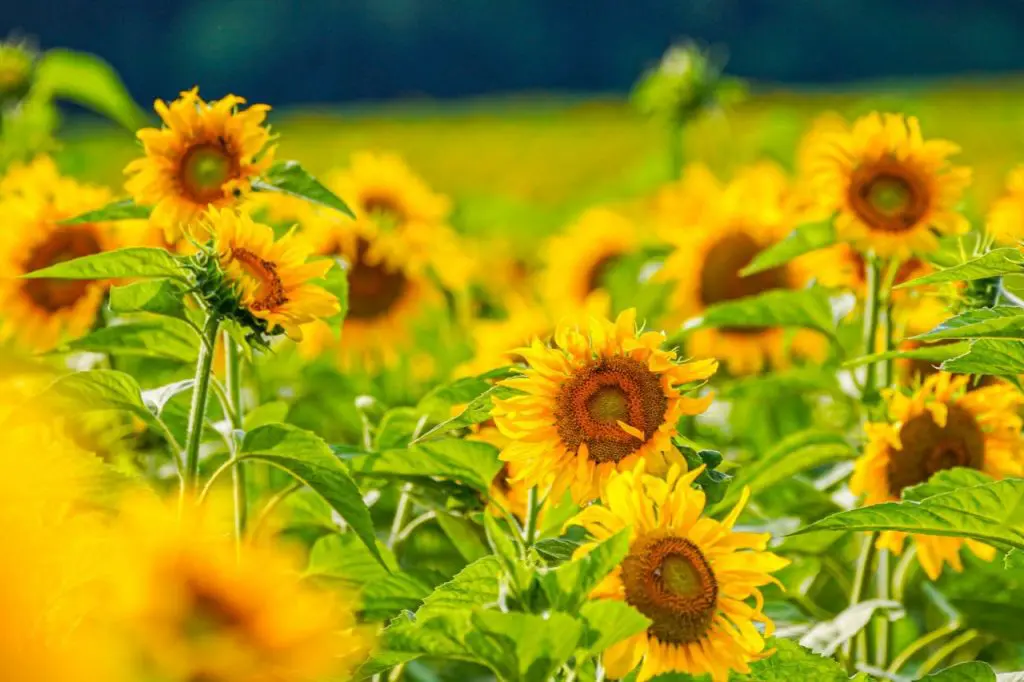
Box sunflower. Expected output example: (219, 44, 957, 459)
(204, 207, 339, 339)
(852, 372, 1024, 579)
(802, 112, 971, 257)
(457, 295, 553, 377)
(125, 87, 274, 239)
(540, 208, 640, 319)
(114, 495, 374, 682)
(566, 463, 788, 681)
(657, 163, 830, 375)
(0, 156, 119, 351)
(987, 165, 1024, 245)
(491, 309, 717, 504)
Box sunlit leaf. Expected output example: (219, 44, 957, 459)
(52, 319, 199, 363)
(923, 662, 997, 681)
(356, 438, 501, 492)
(463, 609, 583, 682)
(685, 287, 838, 338)
(36, 369, 160, 431)
(416, 555, 502, 620)
(913, 307, 1024, 342)
(576, 600, 650, 657)
(22, 247, 184, 281)
(33, 49, 146, 129)
(539, 529, 630, 611)
(307, 533, 397, 581)
(941, 339, 1024, 376)
(59, 199, 153, 225)
(842, 342, 971, 368)
(108, 279, 188, 319)
(414, 384, 521, 443)
(314, 258, 348, 327)
(902, 468, 992, 502)
(254, 160, 355, 217)
(741, 219, 836, 276)
(726, 638, 851, 682)
(897, 248, 1024, 289)
(436, 512, 490, 562)
(1006, 549, 1024, 571)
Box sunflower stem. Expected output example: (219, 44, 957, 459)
(668, 120, 684, 179)
(224, 332, 247, 546)
(861, 255, 882, 402)
(523, 486, 540, 547)
(843, 531, 877, 671)
(388, 483, 413, 551)
(915, 629, 979, 677)
(887, 622, 959, 676)
(873, 549, 892, 668)
(183, 315, 221, 496)
(891, 545, 918, 603)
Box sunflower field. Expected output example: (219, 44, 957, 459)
(6, 32, 1024, 682)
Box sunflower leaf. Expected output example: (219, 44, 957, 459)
(21, 246, 185, 281)
(923, 662, 997, 681)
(913, 307, 1024, 342)
(684, 287, 838, 339)
(538, 528, 630, 612)
(435, 512, 491, 562)
(34, 48, 146, 129)
(59, 199, 153, 225)
(463, 609, 583, 682)
(724, 638, 853, 682)
(416, 555, 503, 620)
(353, 438, 501, 492)
(51, 319, 199, 363)
(740, 218, 836, 277)
(576, 600, 651, 658)
(796, 478, 1024, 551)
(896, 248, 1024, 289)
(30, 369, 163, 433)
(108, 279, 188, 319)
(941, 339, 1024, 376)
(842, 341, 971, 368)
(902, 468, 993, 502)
(414, 384, 522, 443)
(238, 423, 386, 568)
(255, 160, 355, 218)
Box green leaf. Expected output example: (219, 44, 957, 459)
(33, 49, 146, 129)
(417, 375, 496, 424)
(942, 339, 1024, 376)
(798, 599, 903, 656)
(436, 512, 490, 562)
(1006, 549, 1024, 570)
(913, 307, 1024, 342)
(464, 610, 583, 682)
(52, 319, 199, 363)
(238, 424, 385, 566)
(741, 219, 836, 276)
(577, 600, 650, 657)
(414, 384, 521, 443)
(375, 407, 425, 451)
(902, 468, 993, 502)
(897, 248, 1024, 289)
(360, 572, 432, 618)
(539, 529, 630, 611)
(358, 438, 502, 492)
(417, 555, 502, 620)
(307, 533, 397, 581)
(314, 258, 348, 327)
(685, 287, 837, 338)
(108, 279, 187, 319)
(842, 342, 971, 368)
(22, 247, 184, 281)
(797, 478, 1024, 551)
(484, 513, 522, 570)
(726, 638, 849, 682)
(254, 160, 355, 217)
(534, 537, 582, 565)
(35, 369, 160, 432)
(923, 662, 997, 681)
(242, 401, 290, 431)
(141, 379, 194, 415)
(59, 199, 153, 225)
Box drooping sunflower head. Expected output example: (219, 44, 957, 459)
(987, 165, 1024, 245)
(852, 372, 1024, 578)
(657, 163, 830, 375)
(196, 207, 339, 340)
(802, 112, 971, 257)
(491, 308, 717, 503)
(0, 157, 118, 351)
(566, 463, 788, 682)
(125, 88, 275, 239)
(540, 207, 639, 319)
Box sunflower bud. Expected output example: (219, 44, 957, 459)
(632, 42, 745, 125)
(0, 38, 36, 106)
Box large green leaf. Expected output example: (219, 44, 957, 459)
(307, 533, 397, 582)
(358, 438, 502, 492)
(741, 219, 836, 276)
(464, 610, 583, 682)
(415, 384, 521, 443)
(685, 287, 837, 338)
(108, 279, 187, 319)
(576, 600, 650, 657)
(35, 369, 160, 432)
(923, 662, 997, 681)
(539, 529, 630, 611)
(797, 478, 1024, 551)
(902, 468, 993, 502)
(22, 247, 184, 281)
(417, 374, 502, 424)
(436, 512, 491, 562)
(897, 248, 1024, 289)
(33, 49, 145, 129)
(913, 308, 1024, 342)
(52, 319, 199, 363)
(254, 160, 355, 217)
(842, 342, 971, 368)
(59, 199, 153, 225)
(417, 555, 502, 619)
(726, 638, 849, 682)
(942, 339, 1024, 376)
(239, 424, 384, 566)
(374, 407, 425, 451)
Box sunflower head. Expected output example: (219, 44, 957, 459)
(802, 112, 971, 257)
(328, 152, 450, 231)
(125, 88, 275, 239)
(457, 295, 552, 377)
(566, 463, 787, 682)
(852, 372, 1024, 578)
(491, 309, 717, 503)
(988, 165, 1024, 245)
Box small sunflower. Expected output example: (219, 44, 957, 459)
(0, 156, 118, 350)
(492, 309, 717, 504)
(852, 372, 1024, 579)
(987, 165, 1024, 245)
(457, 296, 552, 377)
(567, 463, 788, 682)
(125, 88, 274, 239)
(540, 208, 640, 319)
(657, 163, 830, 375)
(802, 112, 971, 257)
(203, 207, 339, 339)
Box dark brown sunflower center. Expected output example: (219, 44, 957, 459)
(849, 157, 930, 233)
(621, 535, 718, 645)
(699, 232, 788, 335)
(182, 573, 253, 640)
(22, 227, 102, 312)
(180, 142, 239, 203)
(346, 239, 409, 321)
(887, 405, 985, 496)
(585, 254, 621, 294)
(230, 247, 287, 311)
(491, 462, 513, 496)
(362, 194, 406, 227)
(554, 355, 667, 464)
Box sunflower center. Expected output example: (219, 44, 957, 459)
(849, 157, 929, 233)
(887, 405, 985, 496)
(362, 194, 406, 227)
(180, 143, 238, 203)
(555, 355, 667, 464)
(230, 247, 287, 312)
(699, 232, 787, 334)
(181, 573, 253, 640)
(21, 227, 102, 312)
(586, 254, 620, 293)
(621, 535, 718, 645)
(347, 239, 409, 321)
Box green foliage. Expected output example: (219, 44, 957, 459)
(942, 339, 1024, 376)
(741, 219, 836, 277)
(32, 49, 145, 130)
(108, 279, 188, 319)
(52, 319, 199, 363)
(686, 287, 838, 340)
(923, 662, 997, 681)
(897, 248, 1024, 289)
(913, 307, 1024, 343)
(416, 555, 502, 619)
(22, 246, 184, 281)
(254, 160, 355, 217)
(59, 199, 152, 225)
(538, 530, 630, 612)
(577, 601, 650, 657)
(902, 468, 993, 501)
(727, 638, 850, 681)
(355, 438, 502, 492)
(35, 369, 164, 434)
(843, 341, 971, 368)
(415, 383, 521, 443)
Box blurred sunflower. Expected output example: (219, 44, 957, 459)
(987, 165, 1024, 245)
(203, 207, 339, 340)
(657, 163, 830, 375)
(567, 463, 787, 682)
(492, 309, 717, 504)
(115, 496, 374, 682)
(852, 372, 1024, 579)
(802, 112, 971, 257)
(540, 207, 640, 319)
(457, 295, 552, 377)
(0, 156, 119, 350)
(125, 87, 274, 239)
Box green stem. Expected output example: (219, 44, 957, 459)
(887, 622, 959, 676)
(668, 120, 684, 179)
(843, 531, 878, 671)
(523, 486, 540, 547)
(891, 545, 918, 603)
(224, 332, 247, 543)
(183, 316, 221, 495)
(916, 630, 979, 677)
(874, 549, 892, 669)
(387, 483, 413, 550)
(861, 255, 882, 402)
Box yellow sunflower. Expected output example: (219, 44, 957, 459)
(657, 163, 831, 375)
(802, 112, 971, 257)
(567, 463, 788, 682)
(987, 165, 1024, 245)
(491, 309, 717, 504)
(125, 87, 274, 239)
(0, 156, 119, 351)
(204, 207, 339, 339)
(540, 208, 640, 319)
(114, 495, 374, 682)
(852, 372, 1024, 579)
(457, 295, 553, 377)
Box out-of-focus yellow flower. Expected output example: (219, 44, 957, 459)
(457, 295, 552, 377)
(125, 87, 275, 240)
(987, 165, 1024, 245)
